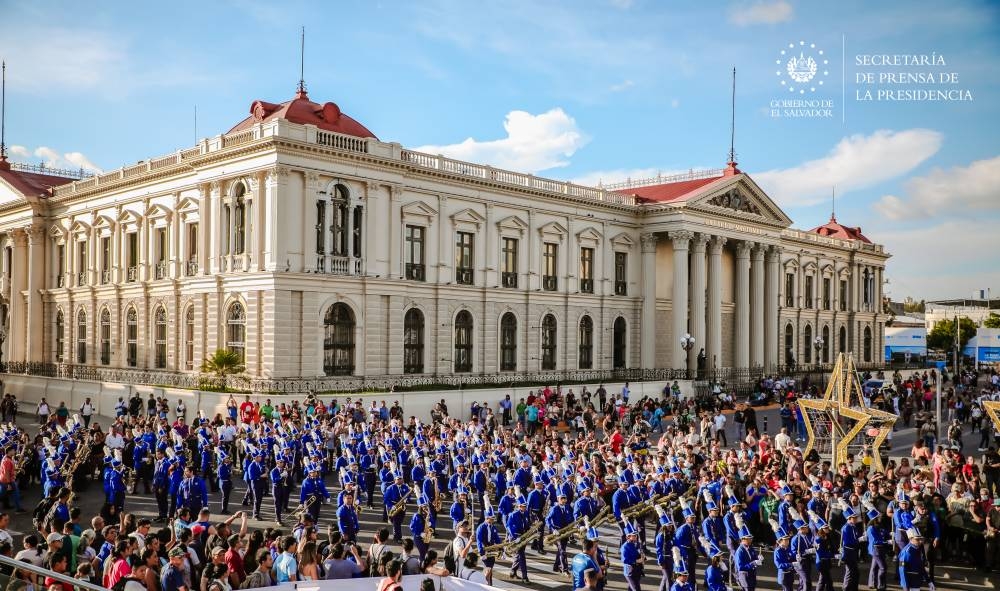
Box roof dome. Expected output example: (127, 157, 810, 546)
(228, 89, 377, 139)
(809, 215, 872, 244)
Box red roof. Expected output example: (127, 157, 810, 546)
(618, 174, 726, 203)
(809, 215, 872, 244)
(228, 90, 377, 139)
(0, 159, 74, 198)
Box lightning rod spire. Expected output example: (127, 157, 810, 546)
(728, 66, 736, 166)
(297, 27, 307, 98)
(1, 60, 7, 166)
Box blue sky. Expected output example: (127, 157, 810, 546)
(2, 0, 998, 301)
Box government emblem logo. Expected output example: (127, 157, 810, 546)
(777, 41, 829, 94)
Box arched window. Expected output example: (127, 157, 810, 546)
(454, 311, 473, 373)
(185, 307, 195, 371)
(785, 324, 795, 365)
(541, 314, 557, 370)
(403, 308, 424, 374)
(863, 326, 872, 362)
(126, 307, 138, 367)
(803, 325, 813, 364)
(100, 308, 111, 365)
(578, 316, 593, 370)
(227, 303, 246, 363)
(839, 326, 847, 354)
(332, 185, 349, 256)
(55, 310, 65, 363)
(822, 325, 831, 363)
(613, 317, 627, 369)
(76, 308, 87, 364)
(499, 313, 517, 372)
(324, 303, 355, 375)
(154, 306, 168, 369)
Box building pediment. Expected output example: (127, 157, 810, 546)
(576, 226, 602, 246)
(610, 231, 635, 249)
(497, 214, 528, 234)
(685, 175, 793, 228)
(400, 200, 437, 221)
(538, 221, 567, 241)
(450, 207, 485, 226)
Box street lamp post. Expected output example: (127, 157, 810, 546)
(813, 336, 824, 393)
(680, 333, 695, 379)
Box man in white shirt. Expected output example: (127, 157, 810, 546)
(105, 427, 125, 449)
(80, 398, 95, 427)
(713, 410, 728, 446)
(0, 512, 13, 545)
(774, 427, 792, 454)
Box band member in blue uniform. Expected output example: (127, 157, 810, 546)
(840, 507, 862, 591)
(177, 464, 208, 515)
(654, 506, 675, 591)
(410, 495, 432, 561)
(384, 470, 410, 542)
(866, 508, 890, 591)
(773, 527, 796, 591)
(526, 476, 547, 552)
(734, 526, 761, 591)
(700, 538, 727, 591)
(673, 501, 700, 578)
(547, 491, 573, 573)
(811, 515, 835, 591)
(621, 521, 644, 591)
(898, 528, 932, 591)
(217, 450, 233, 514)
(476, 503, 501, 585)
(449, 486, 470, 532)
(505, 495, 530, 583)
(152, 449, 170, 521)
(336, 488, 360, 543)
(299, 462, 331, 523)
(668, 548, 694, 591)
(791, 518, 815, 591)
(892, 493, 914, 552)
(270, 457, 289, 525)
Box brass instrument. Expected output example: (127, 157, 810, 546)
(543, 513, 587, 545)
(622, 494, 663, 521)
(125, 467, 137, 494)
(589, 505, 614, 529)
(389, 488, 413, 518)
(421, 524, 434, 544)
(481, 540, 510, 559)
(508, 520, 544, 553)
(291, 495, 318, 519)
(432, 477, 442, 513)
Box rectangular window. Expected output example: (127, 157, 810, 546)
(404, 225, 425, 281)
(77, 241, 87, 286)
(100, 318, 111, 365)
(614, 252, 627, 295)
(154, 227, 167, 279)
(56, 244, 66, 287)
(455, 232, 474, 285)
(126, 232, 138, 282)
(501, 237, 518, 288)
(332, 203, 348, 256)
(100, 237, 111, 284)
(579, 247, 594, 293)
(785, 273, 795, 307)
(542, 243, 558, 291)
(316, 201, 326, 254)
(804, 276, 814, 309)
(352, 205, 363, 258)
(823, 277, 832, 310)
(234, 201, 246, 255)
(840, 279, 848, 311)
(127, 314, 138, 368)
(186, 223, 198, 276)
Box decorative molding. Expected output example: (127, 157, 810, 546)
(707, 188, 762, 215)
(639, 232, 658, 253)
(709, 235, 728, 254)
(735, 240, 753, 258)
(670, 230, 693, 249)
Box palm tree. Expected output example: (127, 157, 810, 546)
(201, 349, 245, 377)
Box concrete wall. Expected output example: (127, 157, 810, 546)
(0, 375, 676, 424)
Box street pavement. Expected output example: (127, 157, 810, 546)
(4, 405, 998, 591)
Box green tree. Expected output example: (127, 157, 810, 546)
(926, 317, 977, 352)
(201, 349, 245, 377)
(984, 313, 1000, 329)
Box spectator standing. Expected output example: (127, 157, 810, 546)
(79, 398, 95, 428)
(36, 399, 50, 426)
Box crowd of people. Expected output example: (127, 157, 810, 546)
(0, 366, 994, 591)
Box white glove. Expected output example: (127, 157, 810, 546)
(928, 584, 936, 591)
(858, 535, 868, 542)
(719, 563, 728, 572)
(805, 548, 816, 555)
(754, 558, 764, 566)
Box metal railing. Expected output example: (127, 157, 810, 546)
(0, 553, 104, 591)
(602, 168, 725, 191)
(9, 161, 94, 179)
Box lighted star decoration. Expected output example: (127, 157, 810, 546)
(984, 401, 1000, 433)
(800, 353, 896, 471)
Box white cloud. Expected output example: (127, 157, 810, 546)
(570, 168, 694, 188)
(879, 219, 1000, 299)
(728, 0, 794, 26)
(752, 129, 943, 207)
(670, 98, 680, 108)
(609, 80, 634, 92)
(12, 146, 104, 174)
(873, 155, 1000, 220)
(414, 108, 588, 174)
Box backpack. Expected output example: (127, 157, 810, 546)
(443, 538, 458, 573)
(33, 496, 57, 532)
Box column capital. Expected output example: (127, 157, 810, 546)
(670, 230, 693, 249)
(708, 235, 727, 254)
(304, 171, 322, 190)
(27, 226, 46, 245)
(751, 243, 766, 260)
(690, 233, 710, 251)
(389, 184, 404, 200)
(735, 240, 753, 258)
(767, 244, 783, 261)
(365, 180, 380, 194)
(640, 232, 658, 253)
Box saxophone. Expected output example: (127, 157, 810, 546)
(421, 509, 434, 544)
(432, 477, 442, 513)
(389, 488, 413, 518)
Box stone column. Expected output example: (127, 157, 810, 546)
(484, 204, 496, 288)
(437, 195, 450, 283)
(750, 245, 766, 367)
(26, 227, 45, 361)
(689, 234, 709, 373)
(209, 182, 223, 273)
(671, 230, 692, 371)
(389, 185, 402, 278)
(765, 246, 781, 368)
(640, 232, 658, 370)
(735, 241, 752, 368)
(707, 236, 726, 370)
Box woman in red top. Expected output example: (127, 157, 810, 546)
(609, 428, 624, 455)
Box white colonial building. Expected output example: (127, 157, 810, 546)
(0, 88, 889, 391)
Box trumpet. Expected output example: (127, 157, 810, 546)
(291, 495, 318, 519)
